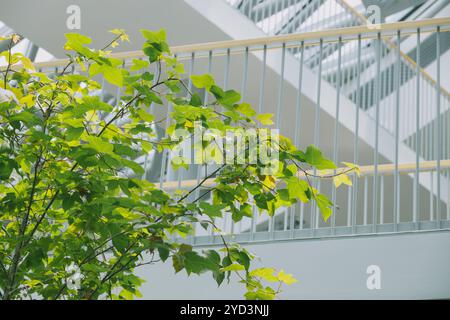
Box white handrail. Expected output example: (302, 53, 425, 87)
(14, 17, 449, 69)
(159, 159, 450, 190)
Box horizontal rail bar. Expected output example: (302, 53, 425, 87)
(171, 18, 450, 52)
(189, 221, 450, 247)
(160, 159, 450, 191)
(14, 18, 449, 69)
(5, 18, 448, 99)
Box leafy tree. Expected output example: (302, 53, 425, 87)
(0, 30, 355, 300)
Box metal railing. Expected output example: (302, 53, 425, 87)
(184, 160, 450, 245)
(225, 0, 450, 165)
(27, 18, 450, 244)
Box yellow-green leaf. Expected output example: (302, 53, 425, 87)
(249, 268, 278, 282)
(333, 173, 353, 188)
(220, 263, 245, 272)
(236, 103, 256, 117)
(342, 161, 360, 176)
(103, 66, 123, 87)
(130, 59, 150, 71)
(256, 113, 274, 125)
(137, 108, 155, 123)
(277, 269, 297, 285)
(190, 74, 215, 91)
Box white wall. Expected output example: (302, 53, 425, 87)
(137, 230, 450, 299)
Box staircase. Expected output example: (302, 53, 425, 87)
(182, 0, 450, 242)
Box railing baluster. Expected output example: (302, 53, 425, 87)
(276, 43, 286, 128)
(290, 203, 295, 238)
(414, 28, 421, 228)
(364, 176, 368, 226)
(251, 205, 257, 240)
(300, 201, 304, 230)
(100, 73, 105, 102)
(380, 175, 384, 225)
(373, 32, 381, 232)
(233, 46, 250, 235)
(394, 30, 401, 228)
(249, 44, 268, 240)
(241, 47, 249, 101)
(436, 26, 441, 227)
(224, 48, 231, 89)
(292, 40, 305, 235)
(268, 43, 286, 238)
(178, 52, 195, 192)
(269, 210, 275, 240)
(195, 51, 213, 241)
(331, 36, 342, 233)
(312, 39, 323, 232)
(347, 185, 352, 227)
(352, 34, 362, 234)
(294, 41, 304, 147)
(221, 48, 231, 238)
(258, 45, 267, 114)
(284, 208, 288, 231)
(159, 54, 178, 190)
(315, 180, 321, 230)
(447, 173, 450, 221)
(428, 82, 432, 160)
(430, 171, 434, 221)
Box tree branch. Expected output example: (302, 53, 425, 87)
(177, 164, 226, 203)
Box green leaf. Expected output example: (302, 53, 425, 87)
(183, 251, 218, 275)
(65, 33, 92, 45)
(137, 108, 155, 123)
(0, 158, 18, 180)
(130, 59, 150, 71)
(64, 33, 95, 58)
(213, 270, 225, 286)
(304, 145, 336, 170)
(190, 74, 215, 91)
(189, 92, 202, 107)
(157, 246, 170, 262)
(220, 263, 245, 272)
(103, 66, 123, 87)
(66, 126, 84, 141)
(316, 193, 333, 222)
(72, 96, 113, 116)
(199, 202, 225, 218)
(142, 45, 160, 63)
(119, 289, 134, 300)
(287, 177, 310, 203)
(10, 111, 41, 125)
(236, 103, 256, 117)
(140, 29, 167, 43)
(210, 86, 241, 107)
(85, 136, 114, 154)
(120, 158, 145, 175)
